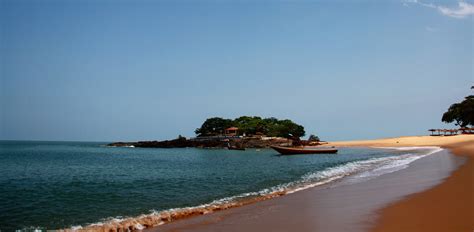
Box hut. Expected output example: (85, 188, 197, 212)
(447, 129, 458, 136)
(224, 127, 239, 136)
(459, 127, 474, 134)
(428, 128, 470, 136)
(428, 129, 437, 136)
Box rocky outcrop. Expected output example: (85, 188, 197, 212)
(107, 137, 293, 149)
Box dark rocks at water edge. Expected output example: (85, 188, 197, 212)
(107, 136, 293, 149)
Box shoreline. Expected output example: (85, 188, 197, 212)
(371, 141, 474, 232)
(148, 135, 474, 232)
(329, 135, 474, 232)
(149, 145, 464, 232)
(67, 135, 474, 232)
(69, 146, 428, 232)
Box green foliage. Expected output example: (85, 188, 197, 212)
(267, 119, 305, 139)
(194, 117, 233, 136)
(233, 116, 264, 135)
(442, 95, 474, 127)
(195, 116, 306, 138)
(308, 134, 320, 142)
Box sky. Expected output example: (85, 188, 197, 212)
(1, 0, 473, 142)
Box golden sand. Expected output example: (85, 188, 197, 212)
(327, 134, 474, 148)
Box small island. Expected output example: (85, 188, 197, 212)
(108, 116, 321, 149)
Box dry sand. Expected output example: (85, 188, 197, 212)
(326, 134, 474, 148)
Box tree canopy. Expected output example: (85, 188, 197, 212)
(195, 116, 306, 138)
(442, 93, 474, 127)
(194, 117, 233, 136)
(308, 134, 320, 142)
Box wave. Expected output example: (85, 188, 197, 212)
(64, 147, 442, 232)
(344, 146, 443, 183)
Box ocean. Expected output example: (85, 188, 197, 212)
(0, 141, 439, 231)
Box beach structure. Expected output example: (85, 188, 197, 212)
(428, 128, 474, 136)
(459, 127, 474, 134)
(224, 127, 239, 136)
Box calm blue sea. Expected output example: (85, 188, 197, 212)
(0, 141, 433, 231)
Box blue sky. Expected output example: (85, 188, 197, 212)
(1, 0, 473, 142)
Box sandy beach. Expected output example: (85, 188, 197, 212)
(328, 135, 474, 232)
(147, 135, 474, 232)
(329, 135, 474, 232)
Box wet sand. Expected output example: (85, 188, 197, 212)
(148, 135, 473, 232)
(329, 135, 474, 232)
(371, 141, 474, 232)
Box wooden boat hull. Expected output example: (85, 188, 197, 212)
(271, 146, 338, 155)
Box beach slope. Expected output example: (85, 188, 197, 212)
(328, 135, 474, 232)
(150, 135, 473, 232)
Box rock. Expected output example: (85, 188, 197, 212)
(107, 136, 293, 149)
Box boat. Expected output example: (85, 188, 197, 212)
(270, 145, 338, 155)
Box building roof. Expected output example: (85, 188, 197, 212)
(226, 127, 239, 130)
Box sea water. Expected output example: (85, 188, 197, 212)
(0, 141, 439, 231)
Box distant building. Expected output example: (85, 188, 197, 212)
(225, 127, 239, 136)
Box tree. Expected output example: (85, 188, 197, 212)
(308, 134, 320, 142)
(442, 95, 474, 127)
(261, 117, 279, 135)
(195, 117, 233, 136)
(194, 116, 306, 139)
(273, 119, 306, 139)
(233, 116, 263, 135)
(263, 118, 305, 138)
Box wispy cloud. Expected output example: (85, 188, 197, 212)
(438, 2, 474, 18)
(403, 0, 474, 19)
(425, 26, 438, 32)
